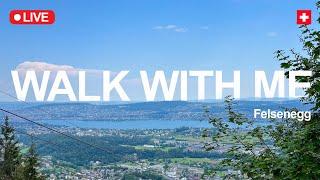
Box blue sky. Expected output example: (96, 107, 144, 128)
(0, 0, 317, 101)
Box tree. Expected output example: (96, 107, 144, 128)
(0, 116, 22, 180)
(23, 143, 43, 180)
(204, 1, 320, 179)
(0, 116, 43, 180)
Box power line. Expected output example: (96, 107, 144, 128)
(0, 108, 112, 154)
(0, 90, 144, 167)
(0, 89, 80, 128)
(1, 114, 122, 167)
(0, 89, 86, 154)
(0, 124, 64, 153)
(0, 90, 115, 154)
(1, 111, 129, 167)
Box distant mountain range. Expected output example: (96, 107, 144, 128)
(0, 100, 309, 121)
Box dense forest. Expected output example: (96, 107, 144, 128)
(18, 132, 223, 167)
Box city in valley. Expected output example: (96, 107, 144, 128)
(1, 100, 307, 179)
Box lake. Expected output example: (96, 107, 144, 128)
(39, 119, 213, 129)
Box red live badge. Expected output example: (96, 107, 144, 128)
(297, 10, 312, 25)
(10, 10, 55, 25)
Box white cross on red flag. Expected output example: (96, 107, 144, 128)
(297, 10, 312, 25)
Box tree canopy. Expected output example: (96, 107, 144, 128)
(204, 1, 320, 179)
(0, 116, 43, 180)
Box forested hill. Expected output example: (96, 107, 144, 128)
(0, 100, 308, 121)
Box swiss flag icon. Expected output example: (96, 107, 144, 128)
(297, 10, 312, 25)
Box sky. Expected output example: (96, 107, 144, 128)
(0, 0, 318, 102)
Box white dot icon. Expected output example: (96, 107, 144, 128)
(13, 14, 21, 21)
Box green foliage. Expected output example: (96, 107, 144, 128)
(276, 4, 320, 111)
(24, 143, 44, 180)
(0, 116, 43, 180)
(204, 1, 320, 179)
(23, 133, 222, 167)
(0, 116, 22, 180)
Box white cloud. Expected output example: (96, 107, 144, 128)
(200, 26, 209, 30)
(165, 25, 177, 29)
(14, 61, 102, 75)
(153, 24, 188, 33)
(174, 28, 188, 33)
(153, 26, 164, 30)
(267, 32, 278, 37)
